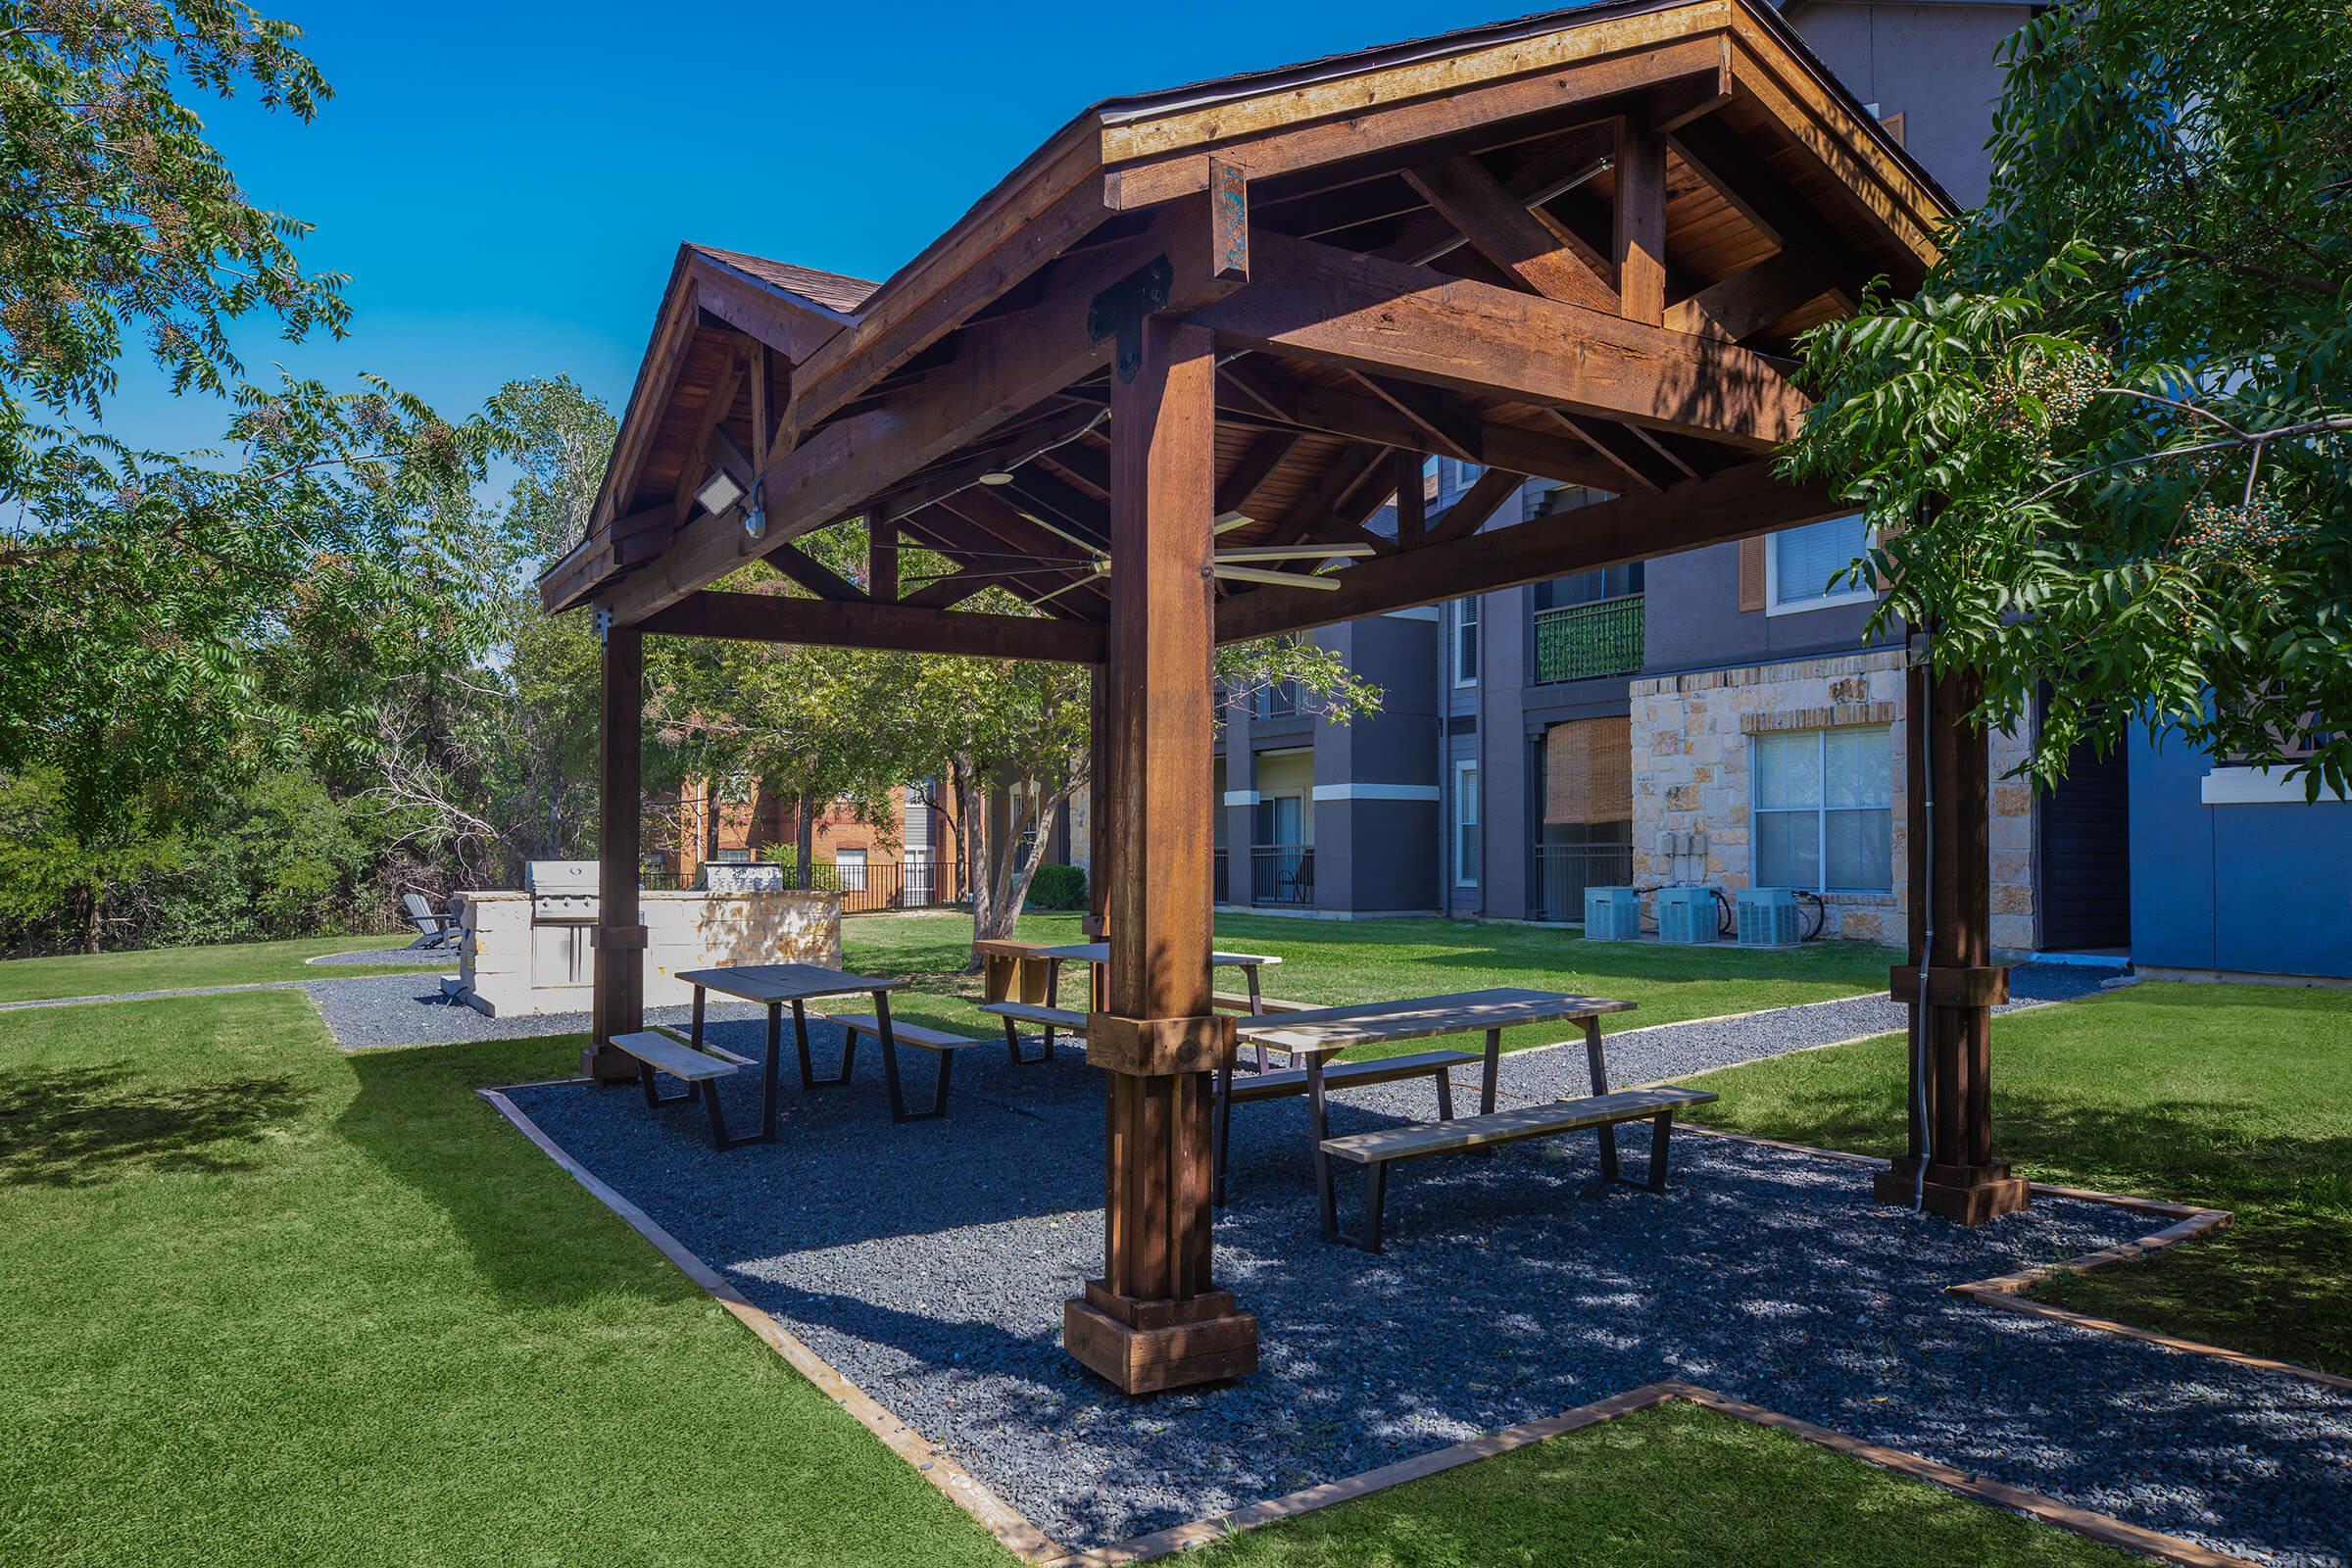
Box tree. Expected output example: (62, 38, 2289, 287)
(1, 2, 347, 498)
(0, 4, 512, 949)
(1786, 0, 2352, 799)
(906, 619, 1379, 959)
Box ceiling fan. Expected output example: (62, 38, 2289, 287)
(1013, 509, 1373, 606)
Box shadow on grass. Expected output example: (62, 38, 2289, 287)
(0, 1064, 313, 1188)
(332, 1033, 714, 1312)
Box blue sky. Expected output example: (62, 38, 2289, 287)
(112, 0, 1559, 453)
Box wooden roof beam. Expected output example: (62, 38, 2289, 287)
(642, 590, 1106, 662)
(1402, 155, 1618, 313)
(592, 206, 1238, 623)
(1191, 230, 1809, 450)
(1666, 117, 1874, 339)
(1216, 459, 1844, 643)
(762, 541, 868, 602)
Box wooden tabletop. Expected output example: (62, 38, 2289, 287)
(674, 963, 906, 1004)
(1029, 942, 1282, 967)
(1235, 987, 1635, 1056)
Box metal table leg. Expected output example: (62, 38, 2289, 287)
(763, 1003, 785, 1142)
(1481, 1027, 1502, 1114)
(1585, 1016, 1619, 1184)
(1308, 1050, 1339, 1241)
(1245, 966, 1267, 1070)
(875, 989, 913, 1123)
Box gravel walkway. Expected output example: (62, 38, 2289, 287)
(300, 972, 775, 1049)
(504, 1011, 2348, 1565)
(303, 945, 452, 967)
(1596, 960, 2116, 1085)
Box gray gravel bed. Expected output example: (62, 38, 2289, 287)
(502, 1009, 2347, 1565)
(301, 972, 775, 1049)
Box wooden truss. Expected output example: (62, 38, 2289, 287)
(552, 0, 2022, 1396)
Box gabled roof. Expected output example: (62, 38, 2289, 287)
(683, 245, 876, 318)
(545, 0, 1948, 636)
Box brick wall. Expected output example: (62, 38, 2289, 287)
(1628, 649, 2037, 953)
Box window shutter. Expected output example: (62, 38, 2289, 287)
(1738, 537, 1766, 612)
(1544, 716, 1633, 825)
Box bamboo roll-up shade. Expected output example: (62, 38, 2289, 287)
(1544, 715, 1632, 824)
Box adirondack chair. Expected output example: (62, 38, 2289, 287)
(402, 892, 461, 949)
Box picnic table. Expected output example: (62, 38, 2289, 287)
(1030, 940, 1285, 1058)
(1234, 987, 1637, 1237)
(674, 963, 908, 1137)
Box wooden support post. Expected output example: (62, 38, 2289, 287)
(1613, 118, 1668, 326)
(868, 502, 898, 603)
(1873, 662, 2031, 1222)
(1083, 663, 1112, 1012)
(1065, 313, 1257, 1395)
(587, 622, 647, 1084)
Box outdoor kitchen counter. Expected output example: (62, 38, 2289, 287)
(449, 889, 843, 1019)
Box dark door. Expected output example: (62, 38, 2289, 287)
(2036, 699, 2132, 951)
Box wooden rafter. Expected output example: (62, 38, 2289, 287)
(1192, 231, 1809, 450)
(642, 590, 1105, 662)
(1402, 154, 1617, 312)
(1217, 459, 1843, 642)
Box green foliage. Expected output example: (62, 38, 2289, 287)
(1025, 862, 1085, 910)
(1786, 0, 2352, 796)
(0, 1, 346, 493)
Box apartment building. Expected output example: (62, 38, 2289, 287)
(1196, 0, 2352, 980)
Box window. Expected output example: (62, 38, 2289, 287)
(1753, 726, 1893, 891)
(1453, 597, 1481, 685)
(1767, 514, 1877, 614)
(834, 848, 868, 892)
(1453, 760, 1482, 887)
(1253, 795, 1302, 846)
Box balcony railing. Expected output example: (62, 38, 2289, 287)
(1531, 842, 1635, 921)
(1250, 680, 1302, 719)
(1250, 845, 1315, 906)
(1532, 595, 1644, 685)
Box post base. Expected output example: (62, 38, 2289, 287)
(1873, 1158, 2031, 1225)
(582, 1045, 640, 1085)
(1064, 1282, 1257, 1394)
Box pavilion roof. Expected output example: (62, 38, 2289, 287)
(542, 0, 1951, 652)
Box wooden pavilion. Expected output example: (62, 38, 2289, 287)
(541, 0, 2028, 1396)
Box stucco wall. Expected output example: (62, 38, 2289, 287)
(1629, 649, 2036, 951)
(2128, 727, 2352, 979)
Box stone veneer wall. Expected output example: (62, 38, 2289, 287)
(1628, 648, 2036, 953)
(455, 889, 843, 1017)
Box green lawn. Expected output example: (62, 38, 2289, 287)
(847, 910, 1887, 1059)
(1683, 981, 2352, 1376)
(0, 990, 1010, 1568)
(0, 933, 439, 1004)
(0, 982, 2129, 1568)
(1186, 1400, 2130, 1568)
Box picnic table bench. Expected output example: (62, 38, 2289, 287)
(1233, 987, 1641, 1242)
(661, 963, 925, 1141)
(1322, 1086, 1718, 1250)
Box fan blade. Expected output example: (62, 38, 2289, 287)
(1212, 543, 1376, 564)
(1014, 510, 1108, 560)
(1212, 564, 1343, 590)
(1214, 511, 1256, 534)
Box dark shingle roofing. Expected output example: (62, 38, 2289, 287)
(687, 244, 878, 317)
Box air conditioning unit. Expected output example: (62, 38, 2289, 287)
(1657, 886, 1718, 945)
(1584, 886, 1642, 941)
(1737, 887, 1803, 947)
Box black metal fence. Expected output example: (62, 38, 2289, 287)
(1250, 845, 1315, 906)
(1530, 842, 1635, 921)
(641, 858, 953, 916)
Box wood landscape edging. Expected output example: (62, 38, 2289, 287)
(476, 1084, 1070, 1565)
(480, 1081, 2314, 1568)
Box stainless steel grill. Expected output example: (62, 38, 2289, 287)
(523, 860, 600, 989)
(525, 860, 600, 924)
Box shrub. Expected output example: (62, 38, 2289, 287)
(1027, 862, 1087, 910)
